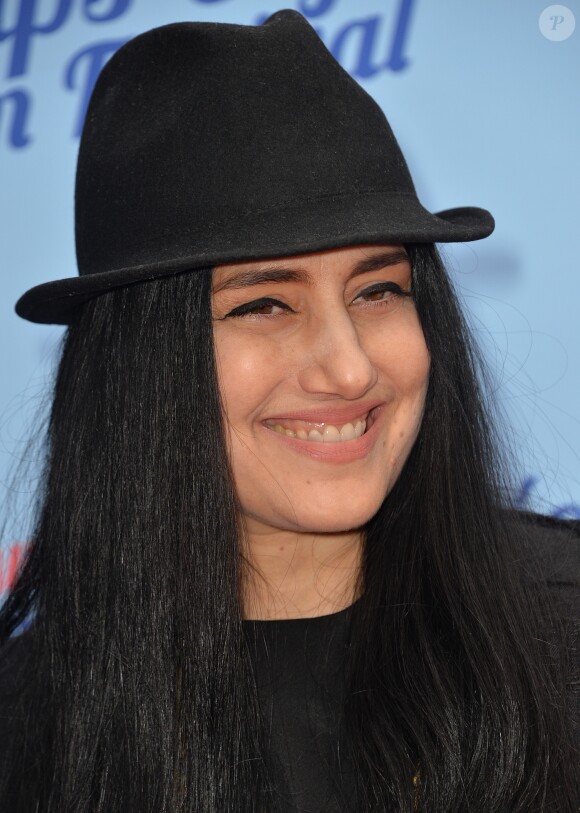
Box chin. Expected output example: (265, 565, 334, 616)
(284, 499, 386, 535)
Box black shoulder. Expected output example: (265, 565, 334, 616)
(509, 511, 579, 628)
(509, 511, 580, 586)
(511, 512, 580, 745)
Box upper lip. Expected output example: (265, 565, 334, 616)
(263, 400, 384, 425)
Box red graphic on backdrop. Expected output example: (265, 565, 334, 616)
(0, 543, 27, 592)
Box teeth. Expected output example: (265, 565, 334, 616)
(268, 417, 368, 443)
(323, 425, 341, 443)
(340, 422, 355, 441)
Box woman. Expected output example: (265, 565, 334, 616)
(0, 10, 578, 812)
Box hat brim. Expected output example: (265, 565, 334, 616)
(15, 197, 494, 325)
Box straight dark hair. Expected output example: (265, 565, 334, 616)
(0, 243, 577, 811)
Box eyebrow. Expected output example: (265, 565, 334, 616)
(214, 248, 410, 292)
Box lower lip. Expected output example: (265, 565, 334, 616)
(260, 407, 384, 463)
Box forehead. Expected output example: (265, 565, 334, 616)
(212, 243, 410, 289)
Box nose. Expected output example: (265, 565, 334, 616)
(297, 308, 377, 399)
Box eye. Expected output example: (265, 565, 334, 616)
(222, 296, 294, 319)
(352, 282, 412, 308)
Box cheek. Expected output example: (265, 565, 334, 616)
(371, 322, 430, 464)
(406, 337, 430, 409)
(369, 313, 430, 400)
(396, 333, 430, 435)
(213, 330, 280, 424)
(393, 337, 430, 396)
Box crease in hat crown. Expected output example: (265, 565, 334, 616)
(14, 8, 494, 325)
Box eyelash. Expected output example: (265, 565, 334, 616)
(223, 283, 412, 319)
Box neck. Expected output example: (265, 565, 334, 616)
(241, 521, 364, 620)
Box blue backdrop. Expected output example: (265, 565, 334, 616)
(1, 0, 579, 592)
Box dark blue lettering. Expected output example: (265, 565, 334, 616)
(0, 0, 73, 79)
(330, 16, 383, 79)
(551, 503, 580, 520)
(513, 475, 538, 510)
(387, 0, 415, 72)
(64, 38, 127, 137)
(83, 0, 132, 23)
(297, 0, 336, 17)
(0, 88, 32, 148)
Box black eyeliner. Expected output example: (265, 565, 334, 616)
(224, 296, 291, 318)
(356, 282, 412, 298)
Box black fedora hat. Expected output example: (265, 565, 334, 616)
(15, 9, 494, 325)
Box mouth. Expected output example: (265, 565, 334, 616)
(264, 407, 380, 444)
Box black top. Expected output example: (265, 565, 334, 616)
(0, 513, 579, 812)
(243, 602, 356, 812)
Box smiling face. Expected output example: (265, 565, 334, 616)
(211, 244, 430, 537)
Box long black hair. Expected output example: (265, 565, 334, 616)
(0, 243, 577, 811)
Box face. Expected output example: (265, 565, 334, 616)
(211, 244, 430, 536)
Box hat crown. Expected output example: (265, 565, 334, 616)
(75, 10, 415, 277)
